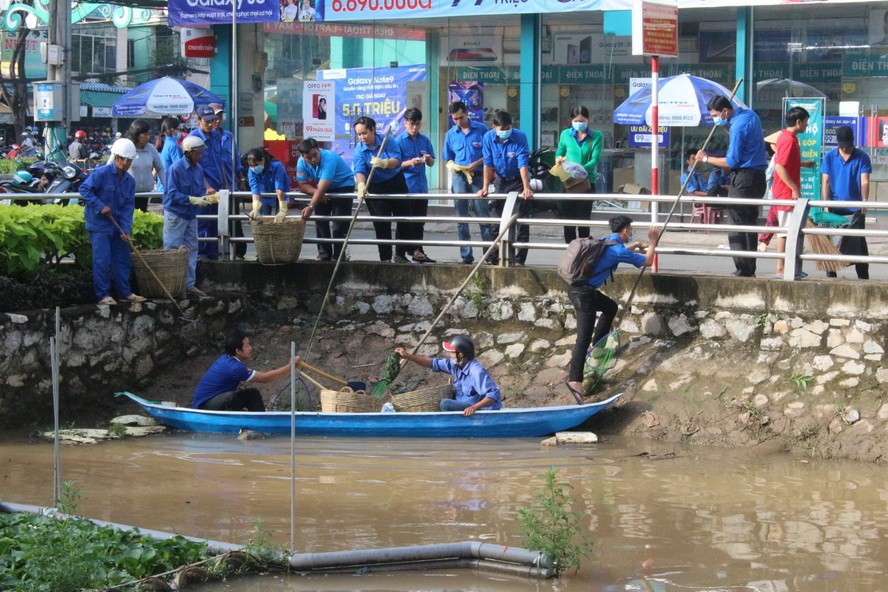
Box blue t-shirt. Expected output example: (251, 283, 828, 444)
(157, 135, 183, 193)
(296, 149, 354, 191)
(163, 157, 206, 221)
(481, 128, 530, 179)
(397, 131, 436, 193)
(441, 120, 487, 166)
(192, 355, 256, 408)
(248, 160, 291, 207)
(430, 357, 502, 409)
(587, 233, 646, 289)
(79, 161, 136, 234)
(820, 148, 872, 212)
(725, 108, 768, 171)
(353, 138, 403, 184)
(680, 167, 706, 195)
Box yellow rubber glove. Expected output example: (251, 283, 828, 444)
(357, 182, 368, 200)
(274, 200, 288, 223)
(446, 160, 458, 173)
(205, 191, 222, 205)
(188, 196, 210, 206)
(250, 200, 262, 220)
(370, 156, 391, 169)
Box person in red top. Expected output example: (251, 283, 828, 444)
(771, 106, 810, 279)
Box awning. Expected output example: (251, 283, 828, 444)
(79, 82, 130, 114)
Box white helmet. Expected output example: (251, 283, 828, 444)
(181, 135, 206, 153)
(110, 138, 137, 160)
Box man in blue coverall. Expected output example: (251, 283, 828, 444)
(163, 135, 217, 298)
(79, 138, 147, 305)
(188, 106, 225, 260)
(477, 110, 534, 266)
(396, 107, 436, 263)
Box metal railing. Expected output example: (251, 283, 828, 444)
(5, 191, 886, 281)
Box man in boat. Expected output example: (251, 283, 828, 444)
(191, 330, 300, 411)
(395, 335, 501, 416)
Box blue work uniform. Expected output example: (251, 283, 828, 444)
(296, 149, 355, 259)
(157, 135, 183, 193)
(188, 127, 223, 259)
(353, 138, 403, 184)
(397, 131, 436, 194)
(249, 160, 291, 210)
(680, 167, 707, 195)
(218, 128, 243, 191)
(441, 119, 486, 171)
(163, 157, 206, 290)
(191, 355, 255, 409)
(442, 119, 492, 263)
(79, 161, 137, 300)
(587, 233, 646, 288)
(725, 108, 768, 172)
(430, 357, 502, 410)
(820, 148, 872, 213)
(481, 128, 530, 180)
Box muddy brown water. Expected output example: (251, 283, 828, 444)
(3, 434, 888, 591)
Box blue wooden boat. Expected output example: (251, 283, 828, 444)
(118, 392, 621, 438)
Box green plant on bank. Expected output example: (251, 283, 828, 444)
(243, 518, 289, 569)
(0, 484, 207, 591)
(468, 271, 489, 317)
(0, 204, 164, 279)
(788, 373, 814, 391)
(107, 422, 128, 438)
(518, 468, 593, 575)
(56, 480, 83, 515)
(756, 313, 771, 327)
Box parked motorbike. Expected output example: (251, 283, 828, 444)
(527, 146, 556, 214)
(43, 161, 88, 205)
(0, 170, 45, 206)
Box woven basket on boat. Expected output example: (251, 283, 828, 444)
(132, 247, 188, 298)
(320, 387, 379, 413)
(390, 384, 454, 413)
(251, 218, 305, 264)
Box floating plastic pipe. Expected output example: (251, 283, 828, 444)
(1, 502, 554, 579)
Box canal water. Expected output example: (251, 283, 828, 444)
(3, 434, 887, 591)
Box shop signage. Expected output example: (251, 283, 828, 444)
(842, 55, 888, 78)
(785, 97, 823, 200)
(302, 81, 335, 142)
(823, 116, 865, 148)
(315, 0, 631, 23)
(180, 28, 216, 58)
(453, 66, 519, 84)
(263, 21, 426, 41)
(631, 0, 678, 58)
(93, 106, 112, 117)
(627, 124, 669, 148)
(167, 0, 280, 26)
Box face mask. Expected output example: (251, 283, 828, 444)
(496, 129, 512, 140)
(627, 233, 635, 244)
(250, 164, 264, 174)
(572, 121, 588, 132)
(713, 113, 727, 127)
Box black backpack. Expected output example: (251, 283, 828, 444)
(557, 237, 617, 286)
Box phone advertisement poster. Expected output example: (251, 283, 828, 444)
(302, 81, 335, 142)
(448, 81, 484, 125)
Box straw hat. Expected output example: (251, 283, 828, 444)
(764, 131, 781, 145)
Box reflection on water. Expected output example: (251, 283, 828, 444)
(3, 435, 888, 591)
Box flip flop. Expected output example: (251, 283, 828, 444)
(566, 383, 585, 405)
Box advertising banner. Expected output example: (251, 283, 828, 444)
(302, 81, 335, 142)
(447, 81, 484, 125)
(823, 116, 865, 148)
(627, 124, 669, 148)
(315, 0, 630, 23)
(168, 0, 280, 26)
(785, 97, 823, 201)
(552, 34, 632, 65)
(317, 64, 426, 164)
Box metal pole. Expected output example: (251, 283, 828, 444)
(52, 307, 61, 502)
(289, 340, 296, 553)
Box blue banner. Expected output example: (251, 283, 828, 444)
(316, 0, 629, 23)
(167, 0, 280, 26)
(627, 125, 669, 148)
(317, 64, 426, 165)
(823, 116, 866, 148)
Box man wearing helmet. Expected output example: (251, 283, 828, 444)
(69, 130, 87, 161)
(162, 135, 218, 298)
(20, 131, 35, 157)
(395, 335, 502, 416)
(78, 138, 147, 305)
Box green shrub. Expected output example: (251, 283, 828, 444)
(518, 468, 593, 575)
(0, 157, 38, 175)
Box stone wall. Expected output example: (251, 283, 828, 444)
(1, 297, 244, 429)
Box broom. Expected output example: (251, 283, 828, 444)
(805, 220, 847, 272)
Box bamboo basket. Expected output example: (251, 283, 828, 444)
(251, 219, 305, 264)
(320, 387, 380, 413)
(390, 384, 454, 413)
(132, 247, 188, 298)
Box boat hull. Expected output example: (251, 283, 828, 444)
(118, 392, 622, 438)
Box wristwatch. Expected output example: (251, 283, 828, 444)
(703, 155, 709, 163)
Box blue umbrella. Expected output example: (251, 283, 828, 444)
(112, 77, 225, 118)
(613, 74, 747, 128)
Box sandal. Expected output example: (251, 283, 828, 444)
(566, 382, 585, 405)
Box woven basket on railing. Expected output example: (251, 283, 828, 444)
(390, 384, 454, 413)
(132, 247, 188, 298)
(251, 218, 305, 264)
(320, 387, 380, 413)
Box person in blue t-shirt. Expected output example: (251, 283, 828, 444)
(566, 215, 660, 404)
(191, 330, 300, 411)
(296, 137, 356, 261)
(246, 147, 291, 222)
(353, 116, 412, 263)
(477, 110, 534, 266)
(680, 149, 709, 203)
(396, 107, 436, 263)
(395, 335, 501, 416)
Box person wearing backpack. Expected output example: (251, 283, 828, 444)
(566, 215, 660, 403)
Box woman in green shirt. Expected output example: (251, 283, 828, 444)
(554, 106, 603, 243)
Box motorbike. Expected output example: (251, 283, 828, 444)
(527, 146, 557, 215)
(0, 169, 45, 206)
(43, 161, 88, 205)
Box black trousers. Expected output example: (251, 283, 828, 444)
(726, 168, 766, 276)
(567, 285, 618, 382)
(405, 196, 429, 255)
(200, 388, 266, 412)
(556, 185, 596, 243)
(489, 176, 531, 264)
(314, 189, 353, 258)
(366, 172, 412, 261)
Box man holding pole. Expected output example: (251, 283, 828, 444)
(695, 95, 768, 277)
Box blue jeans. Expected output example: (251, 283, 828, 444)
(451, 172, 494, 262)
(163, 211, 199, 290)
(90, 230, 133, 300)
(197, 204, 219, 260)
(440, 398, 472, 412)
